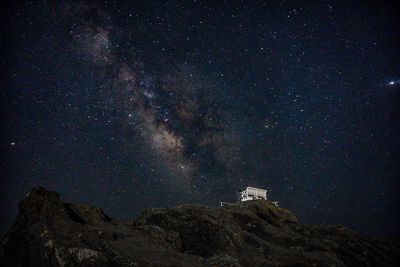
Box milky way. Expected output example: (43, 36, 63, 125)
(63, 2, 241, 195)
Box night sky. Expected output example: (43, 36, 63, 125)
(1, 1, 399, 239)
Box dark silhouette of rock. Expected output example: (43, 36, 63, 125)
(1, 186, 399, 267)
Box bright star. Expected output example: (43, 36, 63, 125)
(386, 79, 400, 86)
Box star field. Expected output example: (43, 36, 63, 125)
(1, 1, 399, 239)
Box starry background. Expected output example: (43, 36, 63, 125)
(1, 1, 399, 239)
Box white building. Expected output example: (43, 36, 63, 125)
(219, 186, 278, 206)
(239, 186, 267, 201)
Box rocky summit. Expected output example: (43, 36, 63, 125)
(1, 187, 399, 267)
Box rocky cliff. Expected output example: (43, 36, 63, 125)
(1, 186, 399, 267)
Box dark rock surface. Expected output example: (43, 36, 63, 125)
(1, 186, 399, 267)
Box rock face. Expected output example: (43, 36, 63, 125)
(1, 187, 399, 267)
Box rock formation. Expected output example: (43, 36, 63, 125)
(1, 186, 399, 266)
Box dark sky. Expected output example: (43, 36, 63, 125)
(1, 1, 399, 239)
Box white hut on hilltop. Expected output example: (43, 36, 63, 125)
(220, 186, 278, 206)
(239, 186, 268, 201)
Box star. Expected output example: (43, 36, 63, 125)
(386, 79, 400, 86)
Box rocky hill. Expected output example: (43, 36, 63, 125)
(1, 186, 399, 267)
